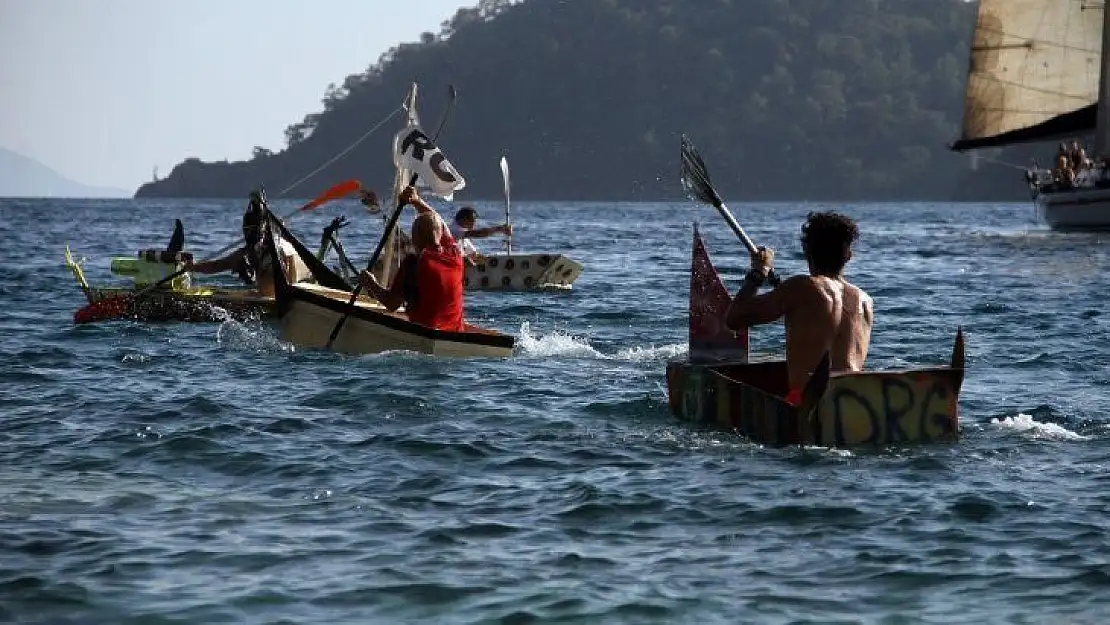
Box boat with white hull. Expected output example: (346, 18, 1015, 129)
(1034, 182, 1110, 231)
(952, 0, 1110, 231)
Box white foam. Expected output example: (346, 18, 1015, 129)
(515, 321, 604, 359)
(613, 343, 688, 362)
(989, 413, 1088, 441)
(513, 322, 686, 362)
(215, 318, 295, 353)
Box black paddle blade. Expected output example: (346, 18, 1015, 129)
(680, 134, 722, 207)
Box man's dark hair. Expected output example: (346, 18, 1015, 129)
(800, 211, 859, 276)
(455, 207, 478, 224)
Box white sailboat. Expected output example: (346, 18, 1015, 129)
(953, 0, 1110, 230)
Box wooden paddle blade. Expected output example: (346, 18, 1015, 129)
(301, 179, 362, 212)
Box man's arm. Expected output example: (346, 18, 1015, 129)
(359, 270, 405, 312)
(726, 275, 805, 330)
(464, 224, 511, 239)
(188, 249, 245, 274)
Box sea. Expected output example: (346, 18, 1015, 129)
(1, 197, 1109, 624)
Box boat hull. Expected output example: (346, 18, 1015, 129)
(464, 253, 582, 290)
(1034, 186, 1110, 231)
(666, 344, 964, 447)
(264, 213, 516, 358)
(85, 287, 274, 322)
(276, 283, 514, 357)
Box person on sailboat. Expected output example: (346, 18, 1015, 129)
(184, 190, 309, 296)
(450, 207, 512, 264)
(724, 211, 873, 406)
(1054, 143, 1076, 188)
(358, 186, 465, 331)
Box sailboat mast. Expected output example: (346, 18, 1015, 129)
(1095, 1, 1110, 155)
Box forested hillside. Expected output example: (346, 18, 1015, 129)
(135, 0, 1036, 202)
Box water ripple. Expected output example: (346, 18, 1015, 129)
(1, 199, 1109, 622)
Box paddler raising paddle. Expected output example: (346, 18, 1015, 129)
(725, 211, 873, 405)
(358, 186, 466, 332)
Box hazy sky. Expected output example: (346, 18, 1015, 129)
(0, 0, 472, 191)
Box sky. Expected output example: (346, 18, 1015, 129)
(0, 0, 473, 192)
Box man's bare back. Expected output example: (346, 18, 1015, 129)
(783, 275, 873, 390)
(723, 210, 871, 394)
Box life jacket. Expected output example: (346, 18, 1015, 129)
(396, 246, 464, 331)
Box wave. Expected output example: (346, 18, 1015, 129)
(989, 413, 1088, 441)
(514, 321, 685, 362)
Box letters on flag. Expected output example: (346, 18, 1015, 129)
(392, 126, 466, 200)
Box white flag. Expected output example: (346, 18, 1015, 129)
(392, 126, 466, 201)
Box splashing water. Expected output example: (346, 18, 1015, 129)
(989, 413, 1088, 441)
(513, 322, 684, 362)
(514, 321, 604, 359)
(215, 316, 295, 353)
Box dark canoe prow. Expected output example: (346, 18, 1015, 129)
(665, 227, 965, 447)
(167, 219, 185, 255)
(950, 326, 966, 395)
(263, 208, 352, 318)
(797, 352, 831, 416)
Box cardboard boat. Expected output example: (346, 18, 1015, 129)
(665, 226, 965, 447)
(463, 253, 583, 291)
(265, 212, 515, 358)
(65, 220, 275, 323)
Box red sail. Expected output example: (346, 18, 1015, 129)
(689, 224, 748, 362)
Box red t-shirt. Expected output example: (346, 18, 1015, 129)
(389, 234, 464, 332)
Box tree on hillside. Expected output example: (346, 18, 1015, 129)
(135, 0, 1026, 202)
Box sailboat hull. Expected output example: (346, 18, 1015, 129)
(1034, 187, 1110, 231)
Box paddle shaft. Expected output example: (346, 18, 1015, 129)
(325, 85, 457, 349)
(719, 201, 781, 287)
(501, 156, 512, 255)
(325, 175, 417, 346)
(712, 200, 758, 255)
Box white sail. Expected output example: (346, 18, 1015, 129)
(955, 0, 1104, 150)
(374, 83, 420, 286)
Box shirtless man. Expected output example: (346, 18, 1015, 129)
(725, 211, 873, 405)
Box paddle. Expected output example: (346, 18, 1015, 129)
(680, 134, 781, 287)
(500, 155, 512, 255)
(324, 85, 458, 350)
(132, 179, 362, 299)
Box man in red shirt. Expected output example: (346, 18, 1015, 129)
(358, 186, 465, 331)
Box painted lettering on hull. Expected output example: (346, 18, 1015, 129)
(817, 372, 958, 446)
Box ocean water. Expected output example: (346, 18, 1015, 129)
(2, 197, 1109, 624)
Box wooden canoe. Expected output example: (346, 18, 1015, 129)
(665, 225, 965, 447)
(265, 212, 515, 358)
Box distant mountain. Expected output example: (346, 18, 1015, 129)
(135, 0, 1030, 202)
(0, 147, 128, 198)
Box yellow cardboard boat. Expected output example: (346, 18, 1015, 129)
(665, 226, 965, 447)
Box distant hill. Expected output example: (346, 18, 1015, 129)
(0, 147, 128, 198)
(134, 0, 1034, 202)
